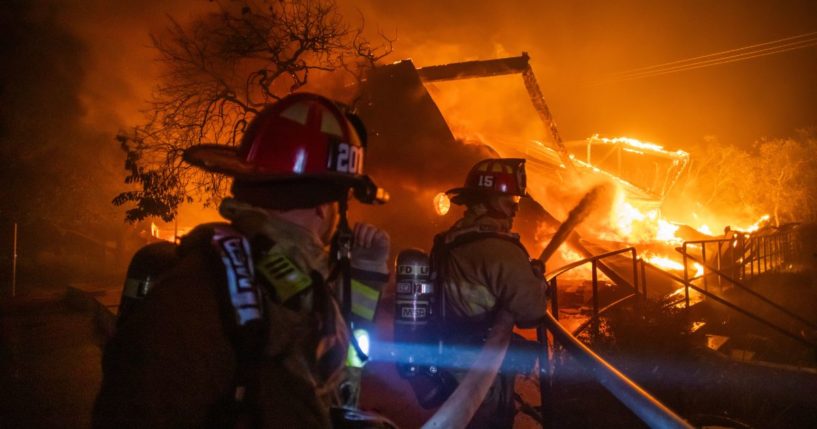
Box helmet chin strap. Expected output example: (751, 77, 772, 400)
(486, 198, 515, 220)
(466, 200, 510, 221)
(474, 199, 516, 232)
(485, 207, 511, 220)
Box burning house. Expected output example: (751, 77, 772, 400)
(4, 1, 817, 427)
(354, 54, 695, 294)
(347, 54, 815, 427)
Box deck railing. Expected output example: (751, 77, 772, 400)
(534, 246, 692, 428)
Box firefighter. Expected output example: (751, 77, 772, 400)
(93, 93, 393, 428)
(432, 158, 547, 428)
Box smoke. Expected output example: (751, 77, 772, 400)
(1, 2, 113, 223)
(1, 0, 223, 227)
(4, 0, 816, 257)
(345, 0, 817, 149)
(0, 0, 219, 281)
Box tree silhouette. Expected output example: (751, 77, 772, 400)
(113, 0, 391, 222)
(750, 133, 817, 225)
(673, 131, 817, 226)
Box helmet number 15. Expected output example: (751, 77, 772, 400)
(478, 175, 494, 187)
(333, 142, 364, 175)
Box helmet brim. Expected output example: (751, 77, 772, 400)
(445, 187, 529, 205)
(183, 144, 387, 204)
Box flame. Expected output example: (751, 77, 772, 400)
(148, 223, 191, 242)
(416, 54, 760, 291)
(611, 198, 645, 237)
(588, 135, 689, 158)
(549, 245, 612, 281)
(559, 246, 585, 264)
(645, 255, 684, 271)
(433, 192, 451, 216)
(656, 219, 681, 243)
(602, 192, 683, 245)
(693, 262, 704, 278)
(549, 136, 760, 291)
(734, 214, 770, 233)
(644, 254, 704, 278)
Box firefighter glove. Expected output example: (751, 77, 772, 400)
(351, 223, 390, 274)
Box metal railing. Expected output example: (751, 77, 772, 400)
(526, 224, 809, 428)
(651, 257, 817, 349)
(681, 225, 801, 290)
(676, 225, 816, 333)
(532, 246, 693, 428)
(545, 247, 640, 337)
(679, 250, 816, 328)
(536, 312, 692, 428)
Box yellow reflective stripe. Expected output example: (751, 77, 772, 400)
(351, 279, 379, 321)
(255, 249, 312, 302)
(346, 329, 370, 368)
(352, 279, 379, 300)
(352, 303, 375, 321)
(347, 343, 364, 368)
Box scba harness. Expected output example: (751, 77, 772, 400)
(121, 223, 382, 334)
(394, 225, 540, 408)
(430, 223, 537, 348)
(119, 223, 389, 427)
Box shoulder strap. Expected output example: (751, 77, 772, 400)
(430, 227, 531, 331)
(439, 225, 529, 258)
(208, 224, 268, 428)
(210, 224, 264, 328)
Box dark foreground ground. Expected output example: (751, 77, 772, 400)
(1, 262, 816, 428)
(0, 284, 104, 429)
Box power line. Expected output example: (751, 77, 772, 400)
(592, 31, 817, 85)
(607, 31, 817, 77)
(609, 37, 817, 83)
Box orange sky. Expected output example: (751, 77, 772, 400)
(343, 0, 817, 149)
(50, 0, 817, 153)
(5, 0, 816, 227)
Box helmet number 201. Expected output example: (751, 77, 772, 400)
(333, 142, 364, 175)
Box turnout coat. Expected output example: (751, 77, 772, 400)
(432, 211, 548, 428)
(93, 204, 386, 428)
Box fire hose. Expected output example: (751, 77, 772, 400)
(421, 310, 515, 429)
(537, 184, 608, 263)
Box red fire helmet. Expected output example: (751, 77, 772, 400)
(183, 92, 387, 205)
(446, 158, 528, 205)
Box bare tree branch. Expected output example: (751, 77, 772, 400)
(114, 0, 391, 222)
